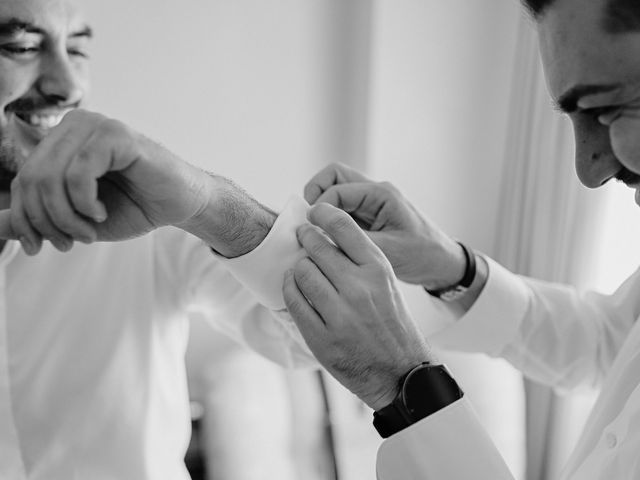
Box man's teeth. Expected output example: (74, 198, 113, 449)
(27, 113, 65, 129)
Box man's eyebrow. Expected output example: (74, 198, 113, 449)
(555, 84, 623, 114)
(0, 18, 45, 36)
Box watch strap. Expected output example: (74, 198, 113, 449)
(425, 242, 476, 301)
(373, 364, 463, 439)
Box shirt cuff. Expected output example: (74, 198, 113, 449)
(429, 256, 531, 356)
(218, 195, 310, 311)
(376, 398, 513, 480)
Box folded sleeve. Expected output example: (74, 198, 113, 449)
(152, 201, 316, 369)
(376, 398, 514, 480)
(430, 256, 640, 391)
(220, 195, 310, 310)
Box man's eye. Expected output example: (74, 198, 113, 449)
(0, 44, 39, 57)
(67, 48, 89, 59)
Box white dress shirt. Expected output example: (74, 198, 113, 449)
(0, 213, 313, 480)
(375, 257, 640, 480)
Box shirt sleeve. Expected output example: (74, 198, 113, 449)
(219, 195, 310, 310)
(430, 257, 640, 391)
(152, 209, 316, 369)
(376, 398, 514, 480)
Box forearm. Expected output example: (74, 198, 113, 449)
(178, 173, 277, 258)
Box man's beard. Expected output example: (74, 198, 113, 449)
(0, 130, 17, 191)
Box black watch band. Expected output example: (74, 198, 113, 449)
(373, 363, 463, 439)
(425, 242, 476, 302)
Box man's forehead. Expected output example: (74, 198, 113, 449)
(0, 0, 88, 36)
(538, 0, 640, 105)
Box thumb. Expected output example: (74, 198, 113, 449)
(0, 210, 17, 240)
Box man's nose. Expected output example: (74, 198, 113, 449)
(573, 116, 620, 188)
(36, 51, 84, 106)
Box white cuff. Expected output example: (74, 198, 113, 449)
(376, 398, 514, 479)
(218, 195, 310, 310)
(429, 256, 531, 356)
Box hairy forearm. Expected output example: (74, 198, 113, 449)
(178, 173, 277, 258)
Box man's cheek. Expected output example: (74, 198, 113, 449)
(610, 117, 640, 174)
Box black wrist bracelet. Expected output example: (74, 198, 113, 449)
(425, 241, 476, 302)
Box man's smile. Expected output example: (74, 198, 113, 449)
(11, 107, 73, 138)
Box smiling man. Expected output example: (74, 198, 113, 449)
(0, 1, 316, 479)
(0, 3, 89, 189)
(278, 0, 640, 479)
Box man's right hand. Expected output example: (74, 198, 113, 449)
(304, 163, 466, 291)
(0, 109, 275, 258)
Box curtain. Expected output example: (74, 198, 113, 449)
(494, 16, 609, 480)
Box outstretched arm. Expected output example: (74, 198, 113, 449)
(0, 109, 275, 258)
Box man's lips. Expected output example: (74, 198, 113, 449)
(13, 108, 73, 131)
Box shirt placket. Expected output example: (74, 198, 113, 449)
(0, 242, 27, 479)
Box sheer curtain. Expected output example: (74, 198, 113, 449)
(494, 16, 611, 480)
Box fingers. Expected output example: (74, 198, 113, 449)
(9, 186, 43, 254)
(8, 111, 118, 251)
(292, 256, 341, 321)
(306, 203, 385, 266)
(314, 182, 388, 228)
(0, 210, 16, 240)
(283, 269, 326, 341)
(296, 224, 350, 289)
(64, 137, 111, 223)
(304, 163, 371, 204)
(20, 185, 73, 252)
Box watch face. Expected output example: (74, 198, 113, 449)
(402, 365, 463, 419)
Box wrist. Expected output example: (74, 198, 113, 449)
(372, 363, 464, 439)
(177, 173, 276, 258)
(420, 240, 466, 291)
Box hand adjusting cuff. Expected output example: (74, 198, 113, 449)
(425, 241, 476, 302)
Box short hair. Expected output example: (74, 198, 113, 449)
(604, 0, 640, 33)
(520, 0, 640, 32)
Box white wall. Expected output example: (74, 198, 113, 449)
(85, 0, 371, 210)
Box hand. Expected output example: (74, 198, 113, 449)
(1, 109, 275, 257)
(304, 163, 466, 290)
(283, 202, 435, 411)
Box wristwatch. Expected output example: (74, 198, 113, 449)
(373, 363, 464, 438)
(425, 241, 476, 302)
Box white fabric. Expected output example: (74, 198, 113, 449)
(222, 195, 310, 311)
(377, 257, 640, 480)
(0, 223, 313, 480)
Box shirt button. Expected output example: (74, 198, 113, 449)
(605, 432, 617, 449)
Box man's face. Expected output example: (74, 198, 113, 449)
(0, 0, 90, 179)
(538, 0, 640, 204)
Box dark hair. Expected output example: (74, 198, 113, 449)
(521, 0, 640, 32)
(520, 0, 555, 18)
(604, 0, 640, 33)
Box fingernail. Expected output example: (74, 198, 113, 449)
(19, 236, 34, 255)
(94, 204, 107, 223)
(53, 238, 73, 252)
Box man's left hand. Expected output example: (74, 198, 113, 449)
(283, 202, 435, 411)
